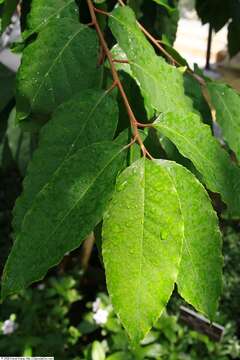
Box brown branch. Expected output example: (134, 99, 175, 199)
(87, 0, 152, 158)
(117, 0, 205, 86)
(113, 59, 129, 64)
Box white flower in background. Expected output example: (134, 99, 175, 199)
(92, 298, 101, 313)
(1, 319, 18, 335)
(93, 309, 109, 325)
(37, 283, 45, 290)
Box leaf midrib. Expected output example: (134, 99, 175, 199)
(19, 144, 123, 251)
(18, 90, 109, 230)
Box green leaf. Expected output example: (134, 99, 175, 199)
(161, 160, 223, 319)
(13, 89, 118, 234)
(154, 112, 240, 217)
(1, 0, 18, 31)
(16, 19, 100, 120)
(102, 158, 184, 342)
(2, 141, 125, 298)
(24, 0, 79, 39)
(208, 82, 240, 160)
(109, 6, 193, 116)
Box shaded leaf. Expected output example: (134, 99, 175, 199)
(208, 82, 240, 161)
(154, 112, 240, 216)
(109, 6, 193, 116)
(228, 20, 240, 58)
(16, 19, 100, 120)
(2, 141, 126, 298)
(151, 0, 174, 13)
(103, 158, 183, 342)
(196, 0, 231, 32)
(13, 89, 119, 234)
(0, 63, 15, 112)
(161, 160, 222, 319)
(184, 73, 212, 125)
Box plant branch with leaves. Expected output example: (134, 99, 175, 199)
(1, 0, 240, 345)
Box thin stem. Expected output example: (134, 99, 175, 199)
(117, 0, 205, 86)
(87, 0, 150, 157)
(113, 59, 129, 64)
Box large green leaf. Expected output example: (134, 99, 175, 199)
(161, 160, 222, 319)
(16, 19, 100, 120)
(13, 89, 118, 234)
(109, 6, 192, 116)
(24, 0, 79, 39)
(154, 112, 240, 216)
(208, 82, 240, 160)
(102, 158, 184, 342)
(2, 142, 125, 298)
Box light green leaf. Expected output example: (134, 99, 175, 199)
(103, 158, 184, 343)
(2, 141, 125, 298)
(13, 89, 118, 234)
(208, 82, 240, 160)
(24, 0, 79, 39)
(109, 6, 193, 116)
(16, 19, 100, 120)
(154, 112, 240, 216)
(161, 160, 222, 319)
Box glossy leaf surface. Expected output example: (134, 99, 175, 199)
(2, 142, 125, 298)
(103, 158, 184, 342)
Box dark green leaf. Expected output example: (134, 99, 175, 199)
(228, 20, 240, 58)
(1, 0, 18, 31)
(208, 82, 240, 160)
(13, 89, 119, 234)
(24, 0, 79, 39)
(0, 63, 15, 112)
(2, 141, 126, 298)
(154, 112, 240, 216)
(16, 19, 100, 120)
